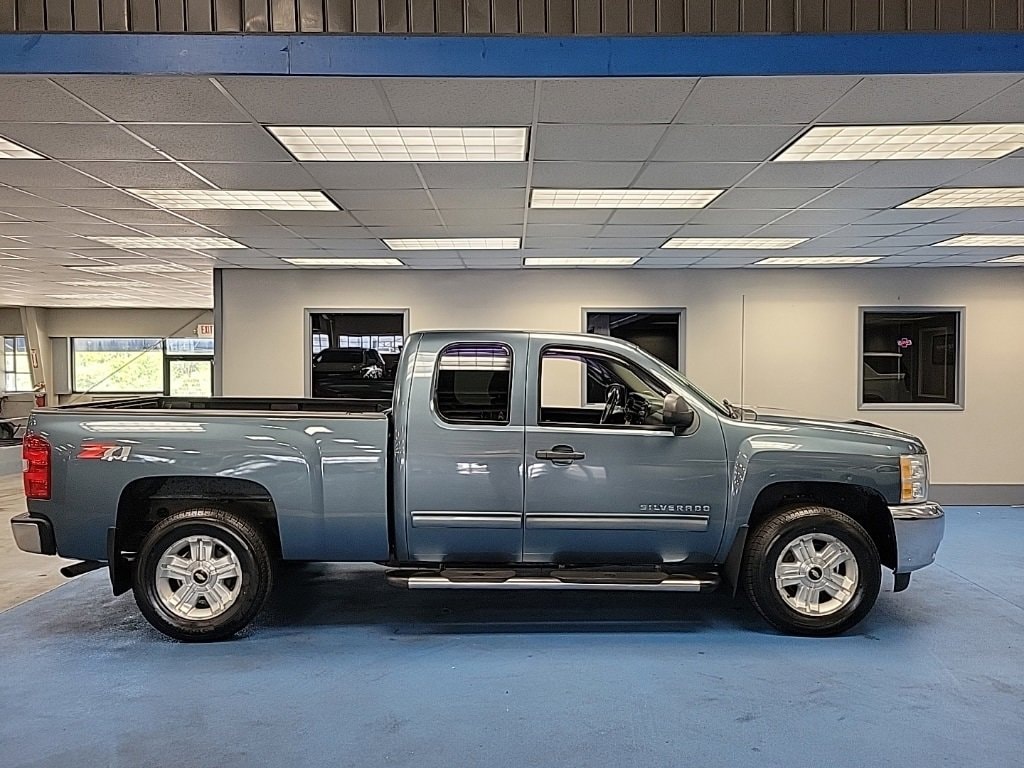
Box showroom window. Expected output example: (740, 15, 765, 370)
(311, 333, 330, 354)
(3, 336, 32, 392)
(585, 310, 683, 404)
(72, 338, 215, 396)
(434, 343, 512, 425)
(860, 309, 963, 409)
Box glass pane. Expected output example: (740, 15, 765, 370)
(165, 338, 215, 355)
(862, 311, 960, 406)
(434, 343, 512, 424)
(72, 337, 164, 393)
(168, 359, 213, 397)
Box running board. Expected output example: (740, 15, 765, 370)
(386, 568, 720, 592)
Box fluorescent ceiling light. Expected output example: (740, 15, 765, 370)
(754, 256, 881, 266)
(88, 236, 246, 249)
(936, 235, 1024, 247)
(900, 187, 1024, 208)
(987, 255, 1024, 263)
(524, 257, 640, 267)
(384, 238, 520, 250)
(268, 126, 529, 162)
(776, 123, 1024, 161)
(662, 237, 807, 249)
(530, 189, 722, 209)
(282, 257, 404, 267)
(128, 189, 338, 211)
(0, 136, 43, 159)
(68, 263, 197, 273)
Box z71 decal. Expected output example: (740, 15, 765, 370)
(78, 444, 132, 462)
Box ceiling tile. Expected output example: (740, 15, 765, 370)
(534, 125, 666, 161)
(601, 224, 680, 237)
(634, 162, 758, 188)
(0, 78, 104, 122)
(0, 188, 57, 207)
(129, 124, 290, 162)
(328, 189, 433, 210)
(674, 76, 858, 124)
(802, 188, 931, 210)
(217, 77, 393, 125)
(736, 161, 870, 188)
(817, 75, 1021, 123)
(955, 79, 1024, 122)
(531, 161, 644, 188)
(0, 160, 105, 188)
(653, 125, 802, 161)
(350, 210, 442, 226)
(841, 159, 994, 189)
(687, 209, 784, 225)
(430, 189, 525, 209)
(420, 163, 527, 189)
(259, 210, 360, 226)
(185, 162, 318, 190)
(302, 162, 423, 190)
(282, 227, 373, 239)
(67, 161, 211, 189)
(54, 76, 248, 123)
(938, 159, 1024, 188)
(82, 208, 211, 226)
(437, 209, 523, 226)
(538, 79, 695, 124)
(0, 124, 162, 161)
(381, 79, 534, 126)
(27, 188, 156, 209)
(606, 209, 700, 224)
(773, 209, 872, 225)
(711, 188, 825, 209)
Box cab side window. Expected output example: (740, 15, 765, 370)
(434, 343, 512, 425)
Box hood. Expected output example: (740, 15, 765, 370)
(750, 412, 925, 451)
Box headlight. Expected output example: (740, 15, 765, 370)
(900, 454, 929, 503)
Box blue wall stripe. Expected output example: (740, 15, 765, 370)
(0, 32, 1021, 77)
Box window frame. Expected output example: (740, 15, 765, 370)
(858, 306, 965, 411)
(431, 341, 514, 427)
(2, 335, 33, 393)
(537, 344, 675, 432)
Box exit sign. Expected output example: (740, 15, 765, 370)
(197, 324, 214, 338)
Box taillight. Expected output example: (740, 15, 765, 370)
(23, 434, 51, 500)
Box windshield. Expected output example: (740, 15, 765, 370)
(629, 346, 733, 418)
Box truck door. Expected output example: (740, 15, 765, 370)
(400, 335, 527, 563)
(523, 340, 729, 565)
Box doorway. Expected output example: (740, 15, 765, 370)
(306, 310, 409, 399)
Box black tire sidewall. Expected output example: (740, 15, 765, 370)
(747, 508, 881, 636)
(133, 514, 269, 642)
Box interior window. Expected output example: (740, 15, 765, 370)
(434, 343, 512, 425)
(539, 348, 669, 428)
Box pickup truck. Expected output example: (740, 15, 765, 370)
(11, 330, 944, 642)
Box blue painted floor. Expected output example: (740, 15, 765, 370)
(1, 506, 1022, 768)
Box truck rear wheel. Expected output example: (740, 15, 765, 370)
(132, 508, 273, 642)
(742, 505, 881, 637)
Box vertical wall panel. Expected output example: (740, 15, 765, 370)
(434, 0, 461, 29)
(158, 0, 187, 29)
(909, 0, 937, 26)
(965, 0, 991, 26)
(44, 0, 74, 28)
(938, 0, 964, 25)
(354, 0, 380, 29)
(297, 0, 323, 29)
(825, 0, 852, 29)
(75, 0, 103, 27)
(325, 0, 353, 29)
(686, 0, 712, 29)
(770, 0, 795, 28)
(630, 0, 656, 31)
(601, 0, 628, 29)
(739, 0, 766, 29)
(242, 0, 269, 28)
(17, 0, 46, 28)
(546, 0, 571, 30)
(852, 0, 879, 28)
(992, 0, 1017, 27)
(575, 0, 600, 31)
(520, 0, 544, 30)
(490, 0, 516, 30)
(658, 0, 684, 30)
(464, 0, 490, 30)
(186, 0, 213, 27)
(101, 0, 130, 29)
(382, 0, 406, 29)
(0, 0, 15, 30)
(713, 0, 740, 30)
(212, 0, 240, 28)
(130, 0, 158, 27)
(798, 0, 825, 29)
(880, 0, 907, 28)
(270, 0, 297, 28)
(408, 0, 435, 30)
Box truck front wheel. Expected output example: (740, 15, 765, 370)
(742, 505, 881, 636)
(132, 508, 274, 642)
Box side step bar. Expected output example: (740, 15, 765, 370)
(386, 568, 720, 592)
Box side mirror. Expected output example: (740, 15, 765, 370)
(663, 394, 695, 433)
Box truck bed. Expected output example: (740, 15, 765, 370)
(56, 396, 392, 414)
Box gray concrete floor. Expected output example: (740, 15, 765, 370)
(1, 487, 1021, 768)
(0, 474, 75, 612)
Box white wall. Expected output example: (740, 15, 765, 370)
(219, 267, 1024, 486)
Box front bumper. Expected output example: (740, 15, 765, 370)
(10, 513, 56, 555)
(890, 501, 944, 573)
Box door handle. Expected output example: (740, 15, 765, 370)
(535, 445, 586, 465)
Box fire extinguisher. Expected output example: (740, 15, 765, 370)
(33, 382, 46, 409)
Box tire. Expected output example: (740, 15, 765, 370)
(742, 505, 881, 637)
(132, 508, 274, 642)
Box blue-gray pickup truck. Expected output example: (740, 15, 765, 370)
(12, 330, 944, 641)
